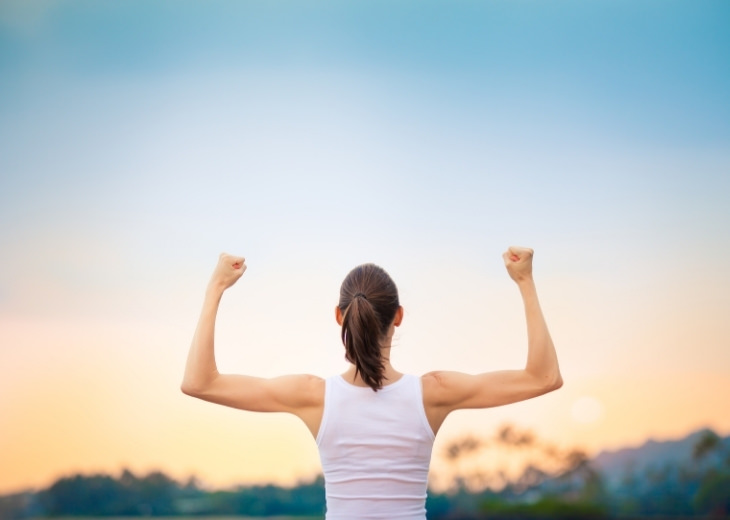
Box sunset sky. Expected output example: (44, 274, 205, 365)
(1, 0, 729, 494)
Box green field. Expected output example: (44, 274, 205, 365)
(56, 517, 324, 520)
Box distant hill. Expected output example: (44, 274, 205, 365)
(2, 427, 729, 518)
(591, 427, 730, 488)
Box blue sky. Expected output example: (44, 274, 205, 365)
(2, 1, 728, 268)
(1, 0, 729, 492)
(1, 0, 728, 319)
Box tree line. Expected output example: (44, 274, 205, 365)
(1, 426, 728, 519)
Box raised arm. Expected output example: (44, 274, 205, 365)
(181, 254, 323, 434)
(181, 253, 246, 395)
(422, 247, 562, 433)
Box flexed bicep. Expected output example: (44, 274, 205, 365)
(422, 370, 561, 432)
(428, 370, 560, 409)
(184, 373, 324, 413)
(183, 373, 325, 437)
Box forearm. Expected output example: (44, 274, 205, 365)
(181, 285, 225, 394)
(518, 278, 562, 388)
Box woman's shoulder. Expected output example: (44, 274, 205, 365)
(420, 371, 447, 388)
(419, 371, 463, 407)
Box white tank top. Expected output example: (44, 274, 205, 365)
(316, 374, 436, 520)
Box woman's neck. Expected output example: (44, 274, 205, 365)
(342, 351, 402, 387)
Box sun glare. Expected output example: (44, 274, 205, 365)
(570, 396, 604, 425)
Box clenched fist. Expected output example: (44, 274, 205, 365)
(503, 246, 534, 283)
(209, 253, 247, 291)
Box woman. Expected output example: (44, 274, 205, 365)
(181, 246, 562, 519)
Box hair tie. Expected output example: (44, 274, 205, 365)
(353, 292, 367, 300)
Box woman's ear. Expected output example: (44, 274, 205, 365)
(394, 306, 404, 327)
(335, 306, 343, 326)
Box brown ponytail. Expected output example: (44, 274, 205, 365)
(338, 264, 400, 391)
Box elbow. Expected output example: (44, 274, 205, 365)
(531, 372, 563, 395)
(181, 371, 218, 397)
(527, 369, 563, 395)
(181, 380, 205, 397)
(547, 373, 563, 392)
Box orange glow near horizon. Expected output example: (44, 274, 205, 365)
(2, 300, 729, 494)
